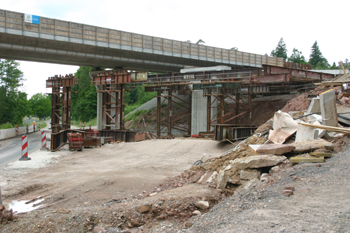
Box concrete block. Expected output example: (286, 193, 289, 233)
(320, 90, 338, 126)
(307, 97, 320, 114)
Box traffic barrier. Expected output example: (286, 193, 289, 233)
(26, 126, 29, 134)
(33, 125, 36, 132)
(16, 125, 19, 136)
(41, 131, 47, 150)
(19, 135, 31, 161)
(38, 124, 41, 131)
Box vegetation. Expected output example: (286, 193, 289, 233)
(71, 67, 97, 122)
(0, 59, 29, 125)
(28, 93, 51, 118)
(271, 38, 288, 61)
(269, 38, 348, 70)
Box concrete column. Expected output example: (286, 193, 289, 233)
(96, 85, 103, 130)
(191, 90, 207, 135)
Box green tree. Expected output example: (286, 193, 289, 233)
(71, 66, 97, 122)
(330, 62, 338, 69)
(0, 59, 29, 125)
(271, 38, 288, 61)
(196, 39, 205, 45)
(309, 41, 329, 69)
(28, 93, 51, 118)
(288, 48, 306, 64)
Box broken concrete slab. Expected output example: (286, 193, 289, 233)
(206, 171, 218, 183)
(291, 139, 334, 153)
(295, 124, 318, 142)
(256, 144, 295, 155)
(290, 156, 324, 163)
(240, 169, 260, 180)
(307, 97, 320, 114)
(336, 104, 350, 125)
(196, 171, 213, 184)
(230, 155, 287, 170)
(216, 171, 229, 189)
(269, 111, 298, 144)
(320, 89, 338, 126)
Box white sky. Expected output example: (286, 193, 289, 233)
(1, 0, 349, 98)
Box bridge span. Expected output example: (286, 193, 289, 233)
(0, 9, 283, 72)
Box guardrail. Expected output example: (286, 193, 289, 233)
(0, 126, 36, 140)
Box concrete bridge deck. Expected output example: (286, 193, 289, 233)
(0, 9, 283, 72)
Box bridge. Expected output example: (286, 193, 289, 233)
(0, 9, 284, 72)
(0, 9, 337, 151)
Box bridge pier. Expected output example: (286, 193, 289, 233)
(191, 90, 218, 135)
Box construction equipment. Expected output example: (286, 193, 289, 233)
(68, 133, 83, 151)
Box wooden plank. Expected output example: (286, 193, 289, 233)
(298, 122, 350, 134)
(310, 152, 332, 158)
(290, 156, 324, 163)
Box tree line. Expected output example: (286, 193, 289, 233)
(0, 59, 51, 126)
(270, 38, 349, 69)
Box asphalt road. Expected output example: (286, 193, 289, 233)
(0, 131, 43, 168)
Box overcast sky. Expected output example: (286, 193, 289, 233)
(1, 0, 349, 98)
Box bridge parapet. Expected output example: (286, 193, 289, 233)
(0, 9, 283, 70)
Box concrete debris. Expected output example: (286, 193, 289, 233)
(196, 171, 213, 184)
(230, 155, 287, 170)
(307, 97, 320, 114)
(148, 192, 158, 197)
(256, 144, 295, 155)
(291, 139, 334, 153)
(192, 210, 201, 215)
(195, 201, 209, 210)
(137, 204, 152, 214)
(243, 178, 259, 190)
(320, 89, 338, 126)
(298, 122, 350, 134)
(216, 171, 229, 189)
(206, 171, 218, 183)
(269, 111, 298, 144)
(240, 169, 261, 181)
(260, 173, 270, 182)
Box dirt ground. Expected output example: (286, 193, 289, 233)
(0, 138, 233, 232)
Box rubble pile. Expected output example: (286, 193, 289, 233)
(191, 86, 350, 192)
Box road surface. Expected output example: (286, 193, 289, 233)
(0, 131, 44, 168)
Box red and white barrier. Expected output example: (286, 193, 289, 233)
(19, 135, 31, 161)
(33, 125, 36, 132)
(16, 125, 19, 136)
(38, 124, 41, 131)
(26, 126, 29, 134)
(41, 131, 47, 149)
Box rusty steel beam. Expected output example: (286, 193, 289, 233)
(46, 74, 77, 151)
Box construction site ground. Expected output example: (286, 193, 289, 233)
(0, 139, 234, 232)
(2, 87, 350, 232)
